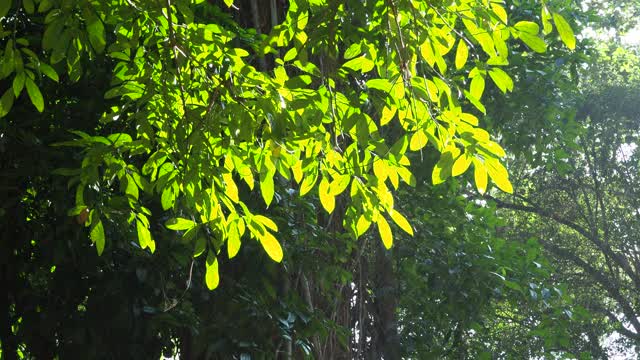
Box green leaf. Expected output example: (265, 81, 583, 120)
(519, 33, 546, 53)
(165, 217, 196, 230)
(12, 72, 25, 97)
(90, 216, 105, 256)
(254, 215, 278, 232)
(390, 210, 413, 236)
(1, 88, 15, 117)
(486, 157, 513, 193)
(258, 231, 283, 262)
(38, 0, 52, 13)
(260, 171, 275, 207)
(23, 0, 33, 14)
(136, 217, 154, 251)
(455, 40, 468, 70)
(319, 177, 335, 213)
(343, 43, 361, 60)
(25, 77, 44, 112)
(299, 170, 317, 196)
(161, 185, 176, 210)
(432, 148, 459, 185)
(541, 6, 553, 35)
(205, 251, 220, 290)
(194, 237, 206, 257)
(224, 0, 233, 7)
(283, 47, 297, 62)
(39, 63, 59, 82)
(514, 21, 540, 35)
(0, 0, 11, 19)
(552, 13, 576, 50)
(82, 6, 106, 53)
(377, 216, 393, 249)
(488, 68, 514, 93)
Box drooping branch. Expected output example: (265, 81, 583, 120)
(538, 240, 640, 337)
(488, 195, 640, 288)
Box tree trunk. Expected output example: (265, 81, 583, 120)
(374, 242, 400, 360)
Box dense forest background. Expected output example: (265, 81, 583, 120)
(1, 0, 640, 359)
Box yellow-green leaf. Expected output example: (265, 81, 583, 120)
(380, 105, 396, 126)
(137, 217, 154, 252)
(420, 41, 436, 67)
(455, 40, 468, 70)
(224, 0, 233, 7)
(432, 148, 460, 185)
(223, 173, 239, 203)
(330, 174, 351, 196)
(377, 216, 393, 249)
(519, 33, 546, 53)
(260, 172, 275, 206)
(541, 6, 553, 35)
(452, 153, 472, 176)
(552, 13, 576, 50)
(470, 76, 485, 99)
(254, 215, 278, 232)
(299, 170, 317, 196)
(514, 21, 540, 35)
(90, 216, 105, 256)
(409, 129, 428, 151)
(227, 227, 241, 259)
(390, 210, 413, 236)
(319, 177, 335, 213)
(473, 158, 488, 194)
(259, 231, 283, 262)
(460, 113, 479, 126)
(165, 217, 196, 230)
(291, 160, 303, 183)
(205, 251, 220, 290)
(356, 215, 371, 238)
(489, 68, 514, 93)
(486, 158, 513, 193)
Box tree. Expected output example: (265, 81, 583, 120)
(491, 44, 640, 357)
(0, 0, 575, 358)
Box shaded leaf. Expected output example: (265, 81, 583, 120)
(25, 77, 44, 112)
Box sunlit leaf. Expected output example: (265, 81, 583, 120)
(165, 217, 196, 230)
(259, 231, 283, 262)
(205, 251, 220, 290)
(390, 209, 413, 236)
(319, 177, 335, 213)
(489, 68, 514, 93)
(473, 158, 488, 194)
(552, 13, 576, 50)
(377, 216, 393, 249)
(410, 130, 428, 151)
(455, 40, 468, 70)
(90, 216, 105, 256)
(452, 153, 472, 176)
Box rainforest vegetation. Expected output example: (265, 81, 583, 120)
(1, 0, 639, 358)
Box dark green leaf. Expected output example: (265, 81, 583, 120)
(25, 77, 44, 112)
